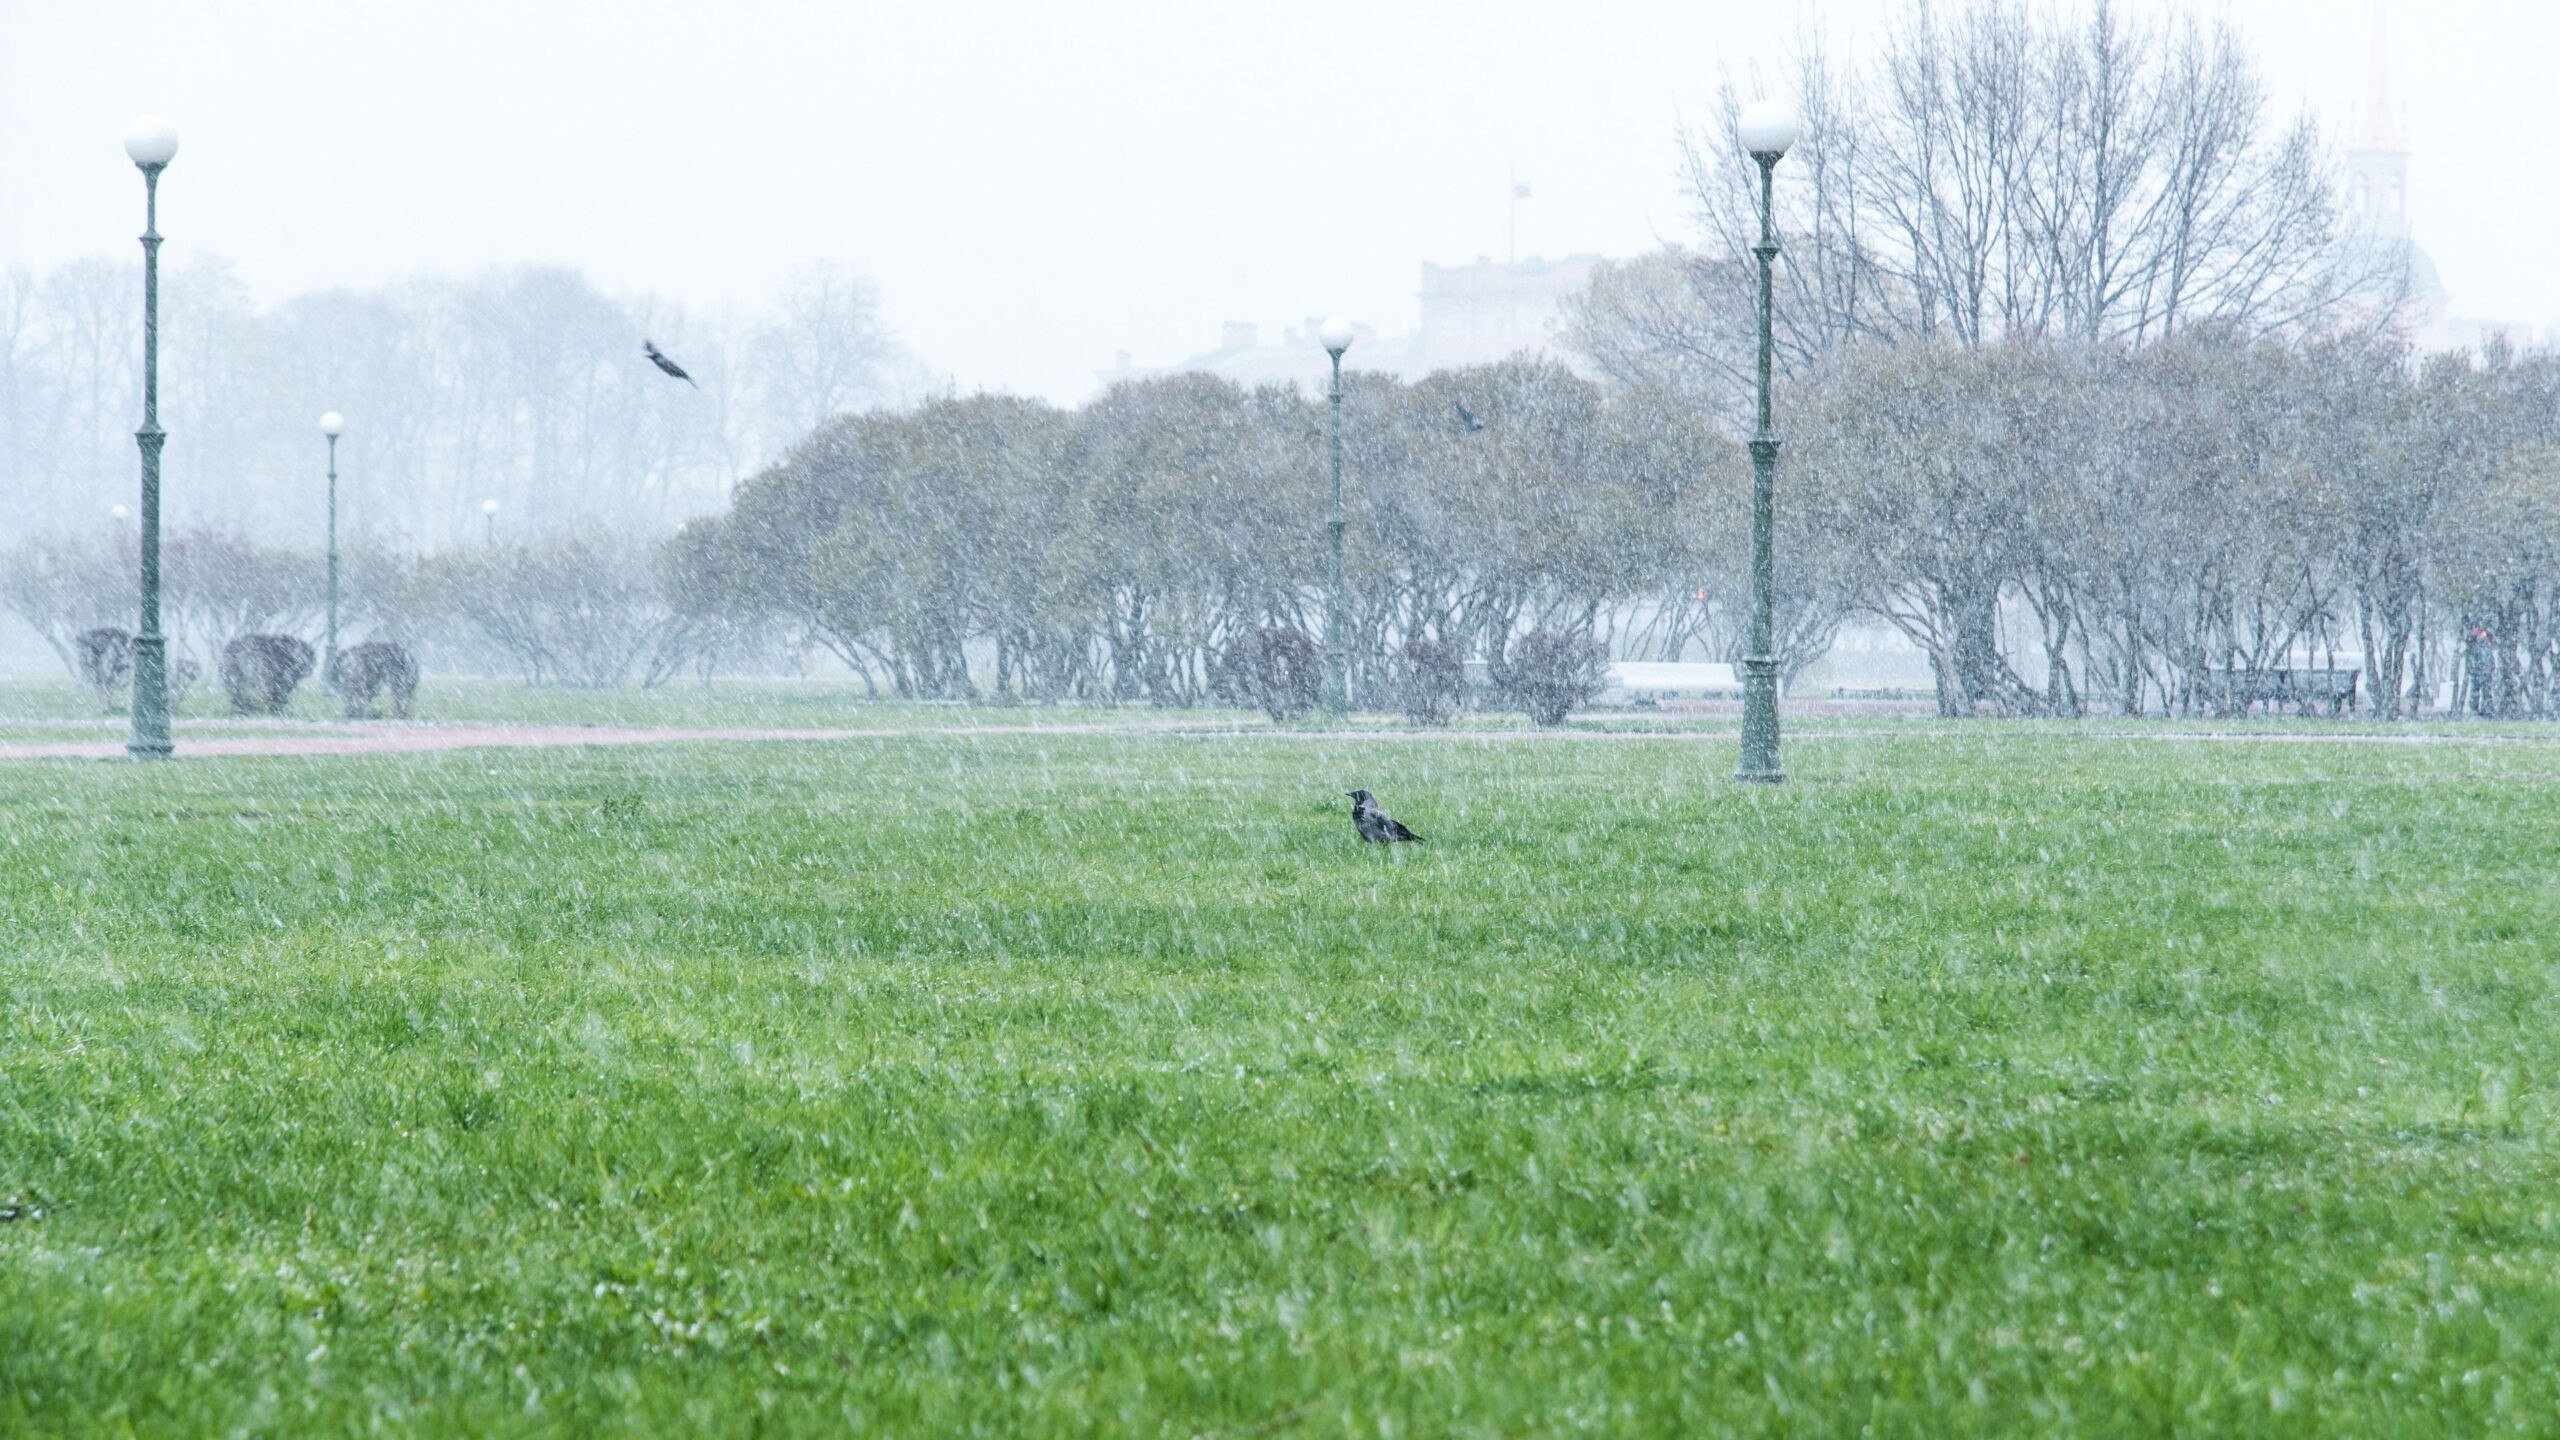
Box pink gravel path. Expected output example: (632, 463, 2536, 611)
(0, 721, 1142, 762)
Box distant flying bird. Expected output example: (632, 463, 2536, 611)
(642, 340, 699, 388)
(1348, 789, 1423, 844)
(1454, 401, 1488, 433)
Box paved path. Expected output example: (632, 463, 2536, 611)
(6, 718, 2556, 762)
(0, 721, 1125, 762)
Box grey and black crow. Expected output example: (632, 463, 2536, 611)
(1348, 789, 1422, 843)
(1454, 400, 1488, 433)
(642, 340, 699, 388)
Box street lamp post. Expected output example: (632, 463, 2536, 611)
(320, 412, 345, 691)
(1735, 99, 1799, 786)
(482, 498, 499, 545)
(1318, 317, 1355, 719)
(123, 115, 180, 760)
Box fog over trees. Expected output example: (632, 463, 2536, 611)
(8, 0, 2558, 722)
(0, 257, 916, 545)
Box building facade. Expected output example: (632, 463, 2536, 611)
(2348, 2, 2540, 351)
(1098, 253, 1602, 394)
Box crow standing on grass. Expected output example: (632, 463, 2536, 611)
(1348, 789, 1422, 843)
(642, 340, 699, 388)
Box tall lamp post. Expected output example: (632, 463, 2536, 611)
(320, 412, 345, 690)
(482, 498, 500, 544)
(1318, 316, 1355, 718)
(123, 115, 180, 760)
(1735, 99, 1799, 786)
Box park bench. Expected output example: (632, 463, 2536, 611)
(2293, 667, 2360, 715)
(2199, 665, 2359, 716)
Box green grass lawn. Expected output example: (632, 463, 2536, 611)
(4, 727, 2559, 1436)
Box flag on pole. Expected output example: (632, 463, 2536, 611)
(1512, 182, 1532, 199)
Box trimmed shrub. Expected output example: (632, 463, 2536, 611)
(1393, 637, 1465, 726)
(75, 627, 133, 712)
(1504, 630, 1608, 726)
(330, 641, 420, 720)
(220, 633, 315, 716)
(1217, 626, 1323, 724)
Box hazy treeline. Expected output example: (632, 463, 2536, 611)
(0, 257, 916, 547)
(674, 362, 1780, 705)
(14, 0, 2555, 724)
(0, 525, 734, 693)
(1797, 332, 2560, 716)
(19, 327, 2553, 720)
(655, 330, 2560, 720)
(1556, 0, 2559, 716)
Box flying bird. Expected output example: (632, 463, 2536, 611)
(1348, 789, 1423, 844)
(1454, 401, 1488, 433)
(642, 340, 699, 388)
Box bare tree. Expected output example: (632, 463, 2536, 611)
(0, 530, 133, 678)
(419, 533, 700, 689)
(1575, 0, 2371, 426)
(749, 262, 909, 452)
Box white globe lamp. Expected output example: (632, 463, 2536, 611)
(123, 115, 180, 170)
(1737, 100, 1800, 160)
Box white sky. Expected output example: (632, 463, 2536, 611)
(4, 0, 2553, 403)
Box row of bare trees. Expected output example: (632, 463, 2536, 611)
(0, 529, 724, 696)
(1556, 0, 2555, 716)
(672, 361, 1782, 705)
(2, 529, 349, 684)
(15, 332, 2556, 719)
(1795, 332, 2560, 717)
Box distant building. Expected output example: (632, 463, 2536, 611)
(1413, 253, 1602, 373)
(2344, 2, 2538, 351)
(1097, 318, 1418, 394)
(1098, 253, 1603, 394)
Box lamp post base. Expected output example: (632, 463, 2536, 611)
(1736, 654, 1782, 785)
(126, 633, 174, 759)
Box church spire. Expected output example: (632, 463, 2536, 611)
(2359, 0, 2405, 152)
(2346, 0, 2411, 238)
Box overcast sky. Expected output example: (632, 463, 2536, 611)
(5, 0, 2553, 403)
